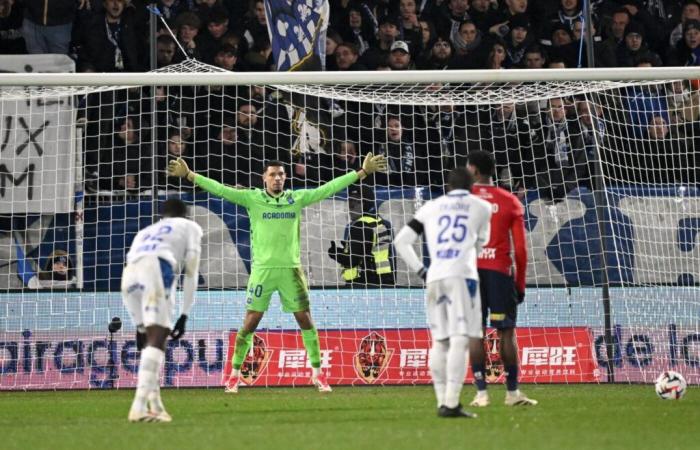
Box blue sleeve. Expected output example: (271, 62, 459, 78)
(14, 237, 37, 286)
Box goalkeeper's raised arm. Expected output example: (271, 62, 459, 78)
(168, 153, 386, 395)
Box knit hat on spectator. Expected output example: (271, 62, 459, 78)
(624, 21, 645, 39)
(379, 15, 399, 27)
(217, 45, 238, 57)
(549, 22, 572, 40)
(390, 40, 410, 53)
(207, 6, 229, 25)
(684, 19, 700, 35)
(509, 14, 530, 31)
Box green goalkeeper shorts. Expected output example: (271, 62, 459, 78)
(245, 268, 310, 313)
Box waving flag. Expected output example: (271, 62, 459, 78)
(264, 0, 329, 71)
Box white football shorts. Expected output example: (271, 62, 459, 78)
(425, 277, 483, 340)
(121, 255, 176, 329)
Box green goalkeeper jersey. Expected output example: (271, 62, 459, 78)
(194, 171, 359, 269)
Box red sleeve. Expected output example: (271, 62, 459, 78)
(511, 199, 527, 294)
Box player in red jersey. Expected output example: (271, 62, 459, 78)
(466, 151, 537, 407)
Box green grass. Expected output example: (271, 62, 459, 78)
(1, 385, 698, 450)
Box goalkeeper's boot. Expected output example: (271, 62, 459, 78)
(505, 390, 538, 406)
(224, 375, 240, 394)
(469, 391, 490, 407)
(311, 373, 332, 393)
(437, 404, 478, 419)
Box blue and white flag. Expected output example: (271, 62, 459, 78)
(264, 0, 329, 71)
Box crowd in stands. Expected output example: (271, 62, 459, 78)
(3, 0, 699, 201)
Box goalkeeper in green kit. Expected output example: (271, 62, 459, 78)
(168, 154, 387, 393)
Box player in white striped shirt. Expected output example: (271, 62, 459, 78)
(121, 198, 203, 423)
(394, 167, 492, 418)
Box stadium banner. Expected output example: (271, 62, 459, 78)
(220, 327, 600, 386)
(0, 55, 75, 214)
(0, 326, 597, 390)
(264, 0, 330, 71)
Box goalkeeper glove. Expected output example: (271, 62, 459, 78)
(417, 267, 427, 281)
(168, 157, 192, 179)
(327, 241, 343, 261)
(361, 152, 387, 176)
(136, 324, 146, 351)
(170, 314, 188, 340)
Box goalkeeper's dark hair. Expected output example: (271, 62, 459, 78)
(161, 198, 189, 218)
(447, 167, 474, 191)
(467, 150, 496, 177)
(263, 160, 286, 173)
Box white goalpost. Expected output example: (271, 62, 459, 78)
(0, 64, 698, 390)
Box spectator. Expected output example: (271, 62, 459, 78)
(669, 0, 700, 48)
(450, 20, 484, 67)
(546, 22, 578, 67)
(616, 20, 662, 67)
(157, 128, 196, 192)
(488, 0, 529, 39)
(335, 42, 367, 70)
(480, 102, 532, 192)
(600, 8, 630, 60)
(326, 28, 343, 70)
(157, 0, 195, 22)
(173, 11, 202, 62)
(667, 80, 700, 124)
(22, 0, 85, 54)
(79, 0, 143, 72)
(548, 56, 567, 68)
(534, 97, 589, 200)
(640, 114, 696, 184)
(397, 0, 421, 50)
(375, 115, 422, 186)
(197, 6, 231, 64)
(417, 35, 455, 69)
(524, 44, 546, 68)
(484, 38, 507, 69)
(340, 5, 373, 55)
(618, 0, 665, 51)
(424, 103, 469, 186)
(417, 18, 437, 56)
(235, 101, 267, 186)
(156, 35, 178, 68)
(468, 0, 497, 32)
(242, 0, 267, 50)
(504, 14, 533, 67)
(243, 33, 272, 71)
(571, 18, 617, 67)
(360, 15, 399, 70)
(206, 122, 243, 187)
(436, 0, 472, 42)
(0, 0, 26, 54)
(213, 44, 241, 70)
(15, 248, 77, 289)
(319, 139, 362, 182)
(388, 40, 413, 70)
(96, 116, 149, 192)
(543, 0, 584, 35)
(667, 19, 700, 65)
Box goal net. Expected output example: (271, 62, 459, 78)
(0, 62, 698, 390)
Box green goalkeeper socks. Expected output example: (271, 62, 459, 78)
(301, 327, 321, 369)
(232, 329, 254, 370)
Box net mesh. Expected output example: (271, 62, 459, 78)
(0, 61, 698, 389)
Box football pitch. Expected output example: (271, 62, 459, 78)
(1, 385, 698, 450)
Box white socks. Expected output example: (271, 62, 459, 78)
(131, 346, 164, 413)
(312, 367, 321, 377)
(444, 336, 469, 409)
(429, 339, 449, 407)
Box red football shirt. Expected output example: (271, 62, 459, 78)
(472, 184, 527, 293)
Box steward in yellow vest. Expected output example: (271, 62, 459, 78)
(328, 185, 396, 287)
